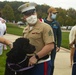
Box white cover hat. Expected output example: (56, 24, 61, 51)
(18, 2, 37, 13)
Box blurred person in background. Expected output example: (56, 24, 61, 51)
(69, 25, 76, 75)
(44, 7, 62, 75)
(0, 11, 7, 55)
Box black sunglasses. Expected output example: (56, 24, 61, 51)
(22, 9, 36, 16)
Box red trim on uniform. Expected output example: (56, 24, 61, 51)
(44, 62, 48, 75)
(39, 18, 42, 22)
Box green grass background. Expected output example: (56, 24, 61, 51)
(61, 32, 69, 49)
(0, 23, 70, 75)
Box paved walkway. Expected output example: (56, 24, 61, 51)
(3, 34, 21, 42)
(54, 48, 72, 75)
(3, 34, 72, 75)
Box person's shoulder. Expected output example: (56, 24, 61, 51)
(40, 21, 50, 27)
(0, 17, 3, 20)
(73, 25, 76, 28)
(24, 25, 28, 30)
(71, 25, 76, 30)
(71, 25, 76, 31)
(36, 20, 51, 29)
(39, 22, 52, 31)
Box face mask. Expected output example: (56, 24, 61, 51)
(51, 13, 57, 20)
(26, 15, 37, 25)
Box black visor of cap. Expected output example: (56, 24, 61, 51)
(22, 9, 36, 15)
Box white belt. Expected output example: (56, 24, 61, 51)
(37, 55, 51, 64)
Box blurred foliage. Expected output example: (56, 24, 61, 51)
(0, 1, 76, 26)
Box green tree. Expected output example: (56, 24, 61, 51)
(65, 16, 73, 26)
(57, 16, 64, 26)
(2, 4, 15, 22)
(67, 8, 76, 26)
(57, 8, 67, 26)
(0, 1, 76, 25)
(67, 8, 76, 19)
(36, 4, 49, 18)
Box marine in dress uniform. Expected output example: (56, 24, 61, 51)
(18, 2, 55, 75)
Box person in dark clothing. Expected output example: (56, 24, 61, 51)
(44, 7, 62, 75)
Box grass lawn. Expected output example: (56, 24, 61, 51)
(0, 23, 70, 75)
(0, 48, 10, 75)
(6, 23, 23, 36)
(61, 32, 70, 49)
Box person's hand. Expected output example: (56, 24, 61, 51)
(8, 43, 13, 49)
(28, 55, 37, 66)
(56, 47, 60, 52)
(1, 20, 6, 23)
